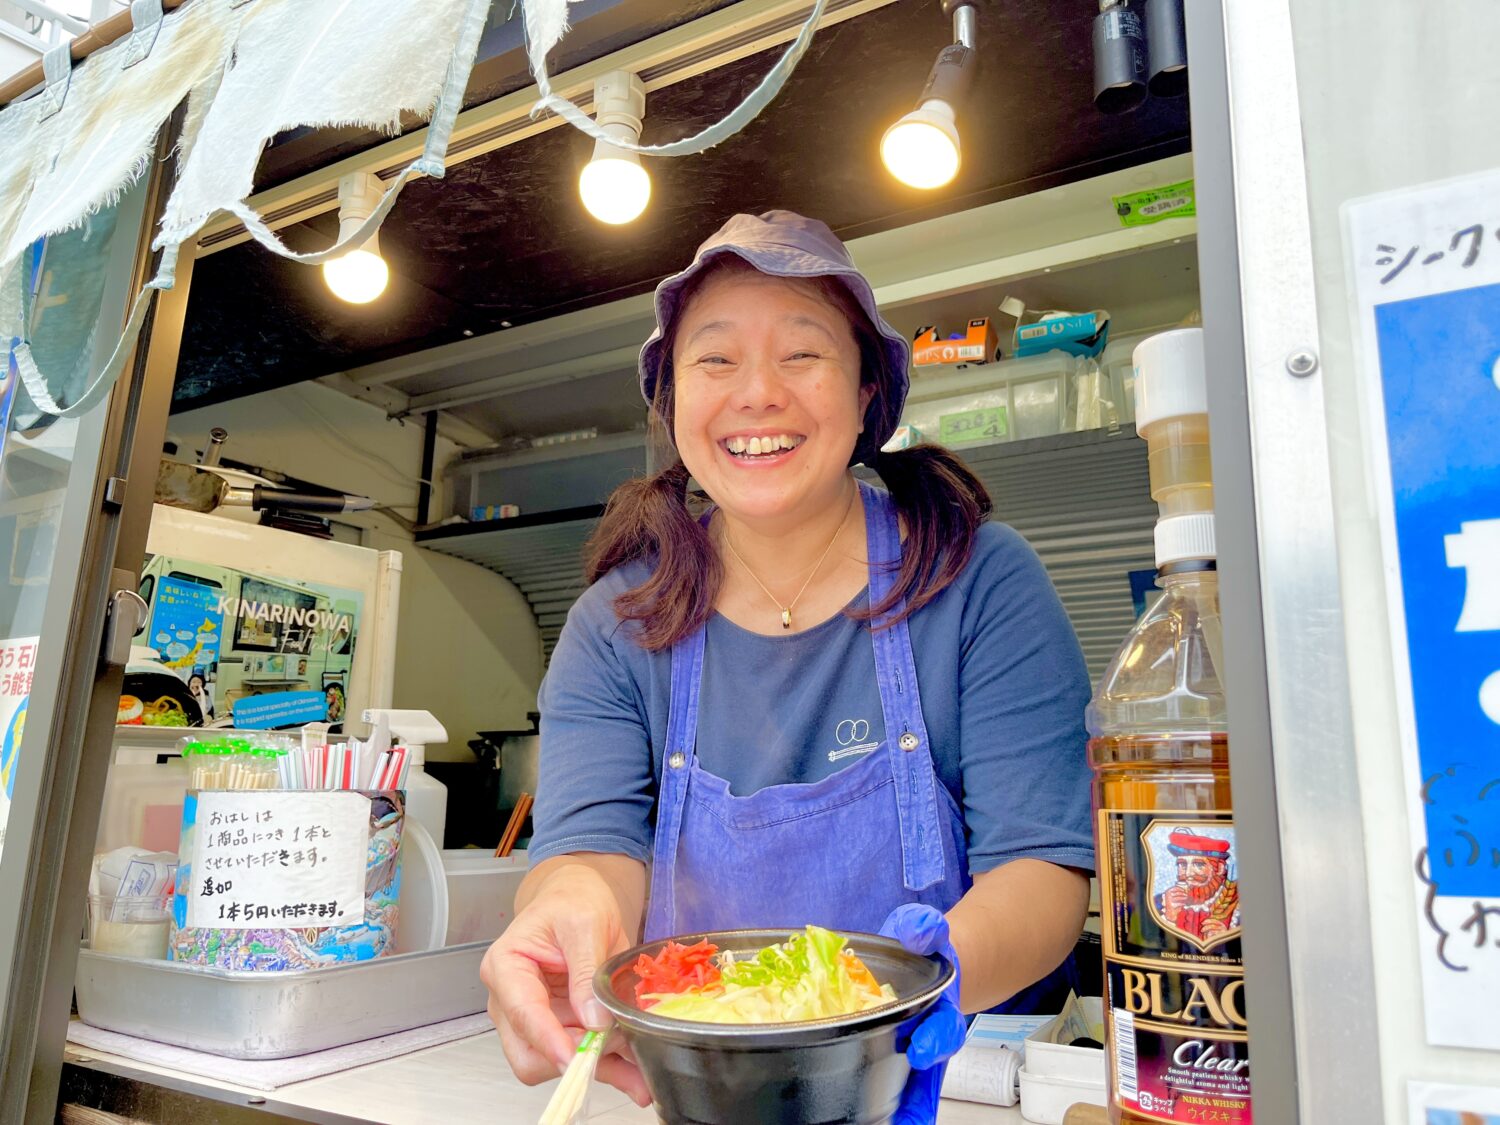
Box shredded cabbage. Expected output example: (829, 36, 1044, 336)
(640, 925, 896, 1023)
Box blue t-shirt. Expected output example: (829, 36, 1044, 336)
(529, 521, 1095, 877)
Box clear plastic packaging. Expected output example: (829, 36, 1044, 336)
(896, 351, 1077, 449)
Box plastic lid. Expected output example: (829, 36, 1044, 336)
(1134, 327, 1207, 429)
(1155, 512, 1217, 566)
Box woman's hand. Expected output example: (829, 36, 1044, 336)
(880, 904, 968, 1125)
(481, 854, 651, 1106)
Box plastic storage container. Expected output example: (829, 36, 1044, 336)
(1097, 332, 1151, 428)
(896, 351, 1078, 450)
(1019, 997, 1107, 1125)
(442, 849, 529, 945)
(95, 755, 190, 856)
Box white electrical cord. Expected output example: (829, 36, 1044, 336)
(524, 0, 831, 155)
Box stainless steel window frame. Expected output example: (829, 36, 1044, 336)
(0, 121, 198, 1125)
(1189, 1, 1384, 1121)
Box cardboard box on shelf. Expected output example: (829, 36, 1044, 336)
(912, 318, 999, 367)
(1014, 312, 1109, 359)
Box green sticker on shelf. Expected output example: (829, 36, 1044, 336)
(1112, 179, 1195, 226)
(939, 407, 1008, 445)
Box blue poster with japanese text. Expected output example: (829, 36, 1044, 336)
(1348, 169, 1500, 1049)
(1375, 286, 1500, 895)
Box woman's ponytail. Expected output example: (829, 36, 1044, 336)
(861, 443, 992, 623)
(584, 457, 721, 650)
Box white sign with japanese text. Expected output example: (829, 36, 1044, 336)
(0, 636, 40, 857)
(186, 790, 369, 929)
(1345, 169, 1500, 1049)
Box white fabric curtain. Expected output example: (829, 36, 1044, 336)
(1, 0, 489, 417)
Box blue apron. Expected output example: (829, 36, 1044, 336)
(644, 480, 1075, 1012)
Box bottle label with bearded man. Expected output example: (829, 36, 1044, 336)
(1098, 813, 1253, 1124)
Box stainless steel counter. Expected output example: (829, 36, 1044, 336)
(62, 1031, 1028, 1124)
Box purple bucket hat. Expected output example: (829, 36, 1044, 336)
(638, 210, 911, 465)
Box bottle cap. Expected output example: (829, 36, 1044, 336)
(1156, 511, 1216, 566)
(1134, 327, 1207, 429)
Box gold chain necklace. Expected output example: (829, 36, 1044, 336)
(720, 485, 857, 630)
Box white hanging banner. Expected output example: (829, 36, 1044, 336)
(0, 0, 496, 418)
(1, 0, 240, 276)
(1344, 168, 1500, 1050)
(158, 0, 491, 259)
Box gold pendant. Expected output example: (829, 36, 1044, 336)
(781, 609, 792, 630)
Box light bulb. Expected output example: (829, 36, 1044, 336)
(881, 102, 961, 190)
(580, 146, 651, 225)
(323, 247, 389, 304)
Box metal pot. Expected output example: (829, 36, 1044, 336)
(595, 930, 953, 1125)
(483, 729, 538, 813)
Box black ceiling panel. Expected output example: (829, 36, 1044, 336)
(173, 0, 1190, 410)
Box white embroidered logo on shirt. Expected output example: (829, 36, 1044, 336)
(829, 717, 881, 762)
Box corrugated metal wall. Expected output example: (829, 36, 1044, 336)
(960, 430, 1157, 679)
(420, 429, 1154, 680)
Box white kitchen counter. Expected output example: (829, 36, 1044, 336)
(66, 1030, 1028, 1124)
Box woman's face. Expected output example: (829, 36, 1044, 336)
(670, 270, 871, 526)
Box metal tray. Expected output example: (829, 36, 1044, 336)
(75, 941, 489, 1060)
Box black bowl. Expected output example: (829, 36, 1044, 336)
(594, 929, 954, 1125)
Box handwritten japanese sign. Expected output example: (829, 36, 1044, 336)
(1346, 169, 1500, 1049)
(185, 790, 370, 929)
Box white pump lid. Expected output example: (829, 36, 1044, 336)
(1133, 327, 1216, 567)
(1133, 327, 1207, 430)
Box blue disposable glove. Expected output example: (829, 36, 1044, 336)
(880, 903, 967, 1125)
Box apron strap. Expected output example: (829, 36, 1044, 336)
(860, 481, 947, 892)
(647, 628, 706, 935)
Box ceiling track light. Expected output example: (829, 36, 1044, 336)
(579, 70, 652, 225)
(1093, 0, 1148, 113)
(881, 0, 978, 191)
(1145, 0, 1188, 98)
(322, 171, 390, 304)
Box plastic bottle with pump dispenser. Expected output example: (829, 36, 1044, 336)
(362, 708, 449, 848)
(1087, 329, 1249, 1125)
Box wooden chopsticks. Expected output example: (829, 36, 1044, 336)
(495, 791, 533, 858)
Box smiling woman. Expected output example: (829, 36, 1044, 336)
(481, 211, 1096, 1122)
